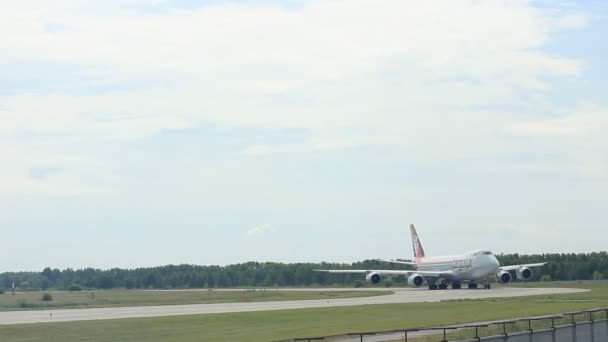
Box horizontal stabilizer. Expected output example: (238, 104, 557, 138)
(376, 259, 417, 265)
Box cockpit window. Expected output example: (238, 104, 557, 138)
(482, 251, 492, 255)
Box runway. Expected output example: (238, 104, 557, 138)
(0, 287, 587, 325)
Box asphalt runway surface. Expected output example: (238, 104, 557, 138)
(0, 287, 587, 325)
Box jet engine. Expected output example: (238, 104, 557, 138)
(365, 272, 382, 285)
(516, 267, 533, 280)
(496, 271, 512, 284)
(407, 274, 424, 287)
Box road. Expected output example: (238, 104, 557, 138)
(0, 287, 587, 325)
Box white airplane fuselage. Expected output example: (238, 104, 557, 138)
(415, 249, 500, 281)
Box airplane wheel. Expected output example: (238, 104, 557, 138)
(468, 283, 478, 289)
(429, 284, 438, 290)
(452, 282, 461, 289)
(439, 283, 448, 290)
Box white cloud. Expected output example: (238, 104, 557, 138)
(0, 1, 584, 137)
(0, 0, 591, 197)
(507, 108, 608, 180)
(508, 109, 608, 138)
(0, 143, 106, 196)
(247, 224, 274, 237)
(556, 14, 587, 30)
(242, 134, 397, 155)
(0, 2, 588, 168)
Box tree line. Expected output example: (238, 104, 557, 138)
(1, 252, 606, 291)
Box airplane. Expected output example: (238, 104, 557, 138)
(315, 224, 546, 290)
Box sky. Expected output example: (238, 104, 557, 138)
(1, 0, 607, 271)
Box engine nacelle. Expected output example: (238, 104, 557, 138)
(517, 267, 533, 280)
(407, 274, 424, 287)
(365, 272, 382, 285)
(496, 271, 512, 284)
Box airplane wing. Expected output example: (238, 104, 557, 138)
(499, 262, 547, 271)
(375, 259, 417, 265)
(313, 269, 454, 278)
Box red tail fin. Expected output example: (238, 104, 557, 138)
(410, 224, 425, 258)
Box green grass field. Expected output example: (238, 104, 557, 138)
(0, 289, 390, 311)
(0, 283, 606, 341)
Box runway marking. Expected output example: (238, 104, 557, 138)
(0, 287, 587, 325)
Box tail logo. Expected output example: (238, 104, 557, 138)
(413, 234, 421, 257)
(410, 224, 425, 258)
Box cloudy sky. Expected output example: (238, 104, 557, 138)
(1, 0, 607, 271)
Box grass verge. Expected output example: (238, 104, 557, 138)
(0, 289, 391, 311)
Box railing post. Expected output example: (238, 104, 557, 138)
(404, 330, 407, 342)
(571, 313, 577, 342)
(442, 328, 447, 342)
(475, 326, 480, 342)
(605, 309, 608, 340)
(589, 311, 595, 342)
(551, 317, 556, 342)
(503, 322, 508, 342)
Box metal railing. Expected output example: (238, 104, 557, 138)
(274, 307, 608, 342)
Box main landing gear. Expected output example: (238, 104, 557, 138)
(428, 281, 491, 290)
(428, 282, 450, 290)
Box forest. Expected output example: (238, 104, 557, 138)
(1, 252, 606, 291)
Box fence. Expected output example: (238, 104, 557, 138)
(274, 308, 608, 342)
